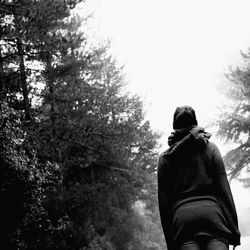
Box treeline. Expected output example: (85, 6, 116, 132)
(0, 1, 165, 249)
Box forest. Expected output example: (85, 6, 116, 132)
(0, 1, 166, 249)
(1, 0, 250, 250)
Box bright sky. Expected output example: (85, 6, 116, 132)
(81, 0, 250, 239)
(91, 0, 250, 129)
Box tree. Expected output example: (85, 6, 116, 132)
(1, 1, 164, 249)
(0, 101, 44, 249)
(217, 50, 250, 183)
(33, 42, 161, 249)
(0, 0, 84, 119)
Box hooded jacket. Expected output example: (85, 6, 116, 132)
(157, 126, 241, 249)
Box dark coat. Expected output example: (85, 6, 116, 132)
(157, 127, 241, 249)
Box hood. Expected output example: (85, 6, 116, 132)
(164, 126, 212, 156)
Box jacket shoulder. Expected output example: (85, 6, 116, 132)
(157, 148, 171, 171)
(203, 141, 222, 160)
(159, 148, 169, 157)
(206, 141, 220, 152)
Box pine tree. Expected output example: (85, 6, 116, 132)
(0, 0, 84, 119)
(217, 50, 250, 183)
(34, 41, 161, 248)
(0, 101, 44, 249)
(1, 1, 164, 249)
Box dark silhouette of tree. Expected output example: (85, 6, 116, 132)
(0, 0, 84, 119)
(0, 1, 164, 249)
(0, 101, 47, 249)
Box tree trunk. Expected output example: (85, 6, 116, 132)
(15, 16, 31, 120)
(46, 54, 56, 137)
(0, 39, 4, 98)
(0, 26, 5, 99)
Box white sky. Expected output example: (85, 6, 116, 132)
(81, 0, 250, 239)
(88, 0, 250, 145)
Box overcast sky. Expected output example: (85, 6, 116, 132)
(80, 0, 250, 240)
(91, 0, 250, 139)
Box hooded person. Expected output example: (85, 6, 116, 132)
(157, 106, 240, 250)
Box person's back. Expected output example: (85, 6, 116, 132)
(157, 106, 241, 250)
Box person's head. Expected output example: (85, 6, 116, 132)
(173, 106, 197, 130)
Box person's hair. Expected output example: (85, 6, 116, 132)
(173, 106, 198, 130)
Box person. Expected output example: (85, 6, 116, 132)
(157, 106, 241, 250)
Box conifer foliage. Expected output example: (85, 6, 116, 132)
(217, 51, 250, 182)
(0, 1, 165, 249)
